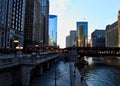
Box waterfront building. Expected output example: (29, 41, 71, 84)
(76, 22, 88, 47)
(92, 30, 105, 47)
(0, 0, 25, 52)
(106, 11, 120, 47)
(118, 10, 120, 47)
(66, 35, 70, 48)
(24, 0, 49, 49)
(49, 15, 57, 46)
(70, 30, 77, 47)
(66, 30, 77, 48)
(41, 0, 49, 46)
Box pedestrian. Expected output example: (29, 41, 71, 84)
(74, 74, 76, 78)
(74, 70, 76, 73)
(81, 76, 84, 82)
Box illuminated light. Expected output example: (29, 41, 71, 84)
(35, 45, 39, 47)
(7, 47, 9, 48)
(88, 57, 93, 64)
(84, 56, 88, 61)
(16, 46, 23, 50)
(13, 40, 19, 43)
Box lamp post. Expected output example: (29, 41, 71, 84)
(13, 40, 19, 57)
(16, 46, 23, 57)
(54, 59, 58, 86)
(35, 45, 39, 56)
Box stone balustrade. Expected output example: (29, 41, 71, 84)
(0, 57, 20, 69)
(0, 53, 60, 86)
(0, 54, 60, 69)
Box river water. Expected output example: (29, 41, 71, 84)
(30, 61, 70, 86)
(30, 57, 120, 86)
(78, 57, 120, 86)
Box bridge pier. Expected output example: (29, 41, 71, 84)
(39, 65, 43, 76)
(0, 72, 12, 86)
(46, 62, 50, 70)
(21, 66, 33, 86)
(0, 54, 60, 86)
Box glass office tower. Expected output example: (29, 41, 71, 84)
(41, 0, 49, 46)
(77, 22, 88, 47)
(49, 15, 57, 46)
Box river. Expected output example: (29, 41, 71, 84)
(30, 57, 120, 86)
(30, 61, 70, 86)
(78, 57, 120, 86)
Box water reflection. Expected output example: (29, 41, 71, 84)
(30, 61, 70, 86)
(78, 57, 120, 86)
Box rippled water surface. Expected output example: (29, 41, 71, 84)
(79, 57, 120, 86)
(30, 61, 70, 86)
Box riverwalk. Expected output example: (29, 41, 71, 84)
(70, 62, 87, 86)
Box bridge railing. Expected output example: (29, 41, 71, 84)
(0, 57, 20, 69)
(0, 54, 60, 69)
(20, 54, 60, 65)
(20, 56, 41, 64)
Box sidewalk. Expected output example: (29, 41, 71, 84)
(70, 62, 87, 86)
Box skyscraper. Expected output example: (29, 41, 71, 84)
(41, 0, 49, 46)
(66, 30, 77, 48)
(92, 30, 105, 47)
(66, 35, 70, 48)
(49, 15, 57, 46)
(24, 0, 49, 49)
(76, 22, 88, 47)
(70, 30, 77, 47)
(0, 0, 25, 52)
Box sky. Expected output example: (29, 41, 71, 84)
(49, 0, 120, 48)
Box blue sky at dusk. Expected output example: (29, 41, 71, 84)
(49, 0, 120, 48)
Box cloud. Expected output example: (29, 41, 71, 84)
(49, 0, 70, 48)
(50, 0, 69, 13)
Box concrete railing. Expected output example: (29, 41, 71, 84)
(0, 57, 20, 69)
(20, 54, 60, 65)
(0, 54, 60, 69)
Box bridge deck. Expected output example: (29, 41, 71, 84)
(0, 54, 60, 69)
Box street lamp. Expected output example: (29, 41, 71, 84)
(35, 45, 39, 56)
(16, 46, 23, 50)
(13, 40, 19, 43)
(13, 40, 19, 57)
(15, 46, 23, 57)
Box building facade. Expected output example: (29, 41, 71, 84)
(70, 30, 77, 47)
(0, 0, 25, 52)
(49, 15, 57, 46)
(41, 0, 49, 46)
(0, 0, 8, 52)
(66, 30, 77, 48)
(24, 0, 49, 49)
(106, 11, 120, 47)
(118, 10, 120, 47)
(106, 22, 118, 47)
(92, 30, 105, 47)
(76, 22, 88, 47)
(66, 35, 70, 48)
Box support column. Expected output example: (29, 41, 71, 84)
(38, 66, 43, 76)
(21, 66, 32, 86)
(51, 60, 54, 66)
(47, 63, 50, 70)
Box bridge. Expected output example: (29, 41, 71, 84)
(64, 47, 120, 58)
(77, 47, 120, 57)
(0, 53, 60, 86)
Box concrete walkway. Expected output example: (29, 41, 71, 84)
(70, 62, 87, 86)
